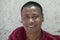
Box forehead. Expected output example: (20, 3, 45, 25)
(22, 6, 41, 13)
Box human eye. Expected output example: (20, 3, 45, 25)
(33, 15, 39, 19)
(22, 15, 29, 20)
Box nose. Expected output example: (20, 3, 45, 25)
(29, 18, 34, 24)
(29, 18, 34, 22)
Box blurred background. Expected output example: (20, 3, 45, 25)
(0, 0, 60, 40)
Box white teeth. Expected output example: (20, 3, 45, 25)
(29, 26, 34, 28)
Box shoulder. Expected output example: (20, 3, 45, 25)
(43, 30, 60, 40)
(11, 26, 25, 35)
(8, 26, 25, 40)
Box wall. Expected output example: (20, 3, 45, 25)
(0, 0, 60, 40)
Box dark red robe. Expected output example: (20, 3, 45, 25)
(8, 26, 60, 40)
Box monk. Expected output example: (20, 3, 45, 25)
(8, 1, 60, 40)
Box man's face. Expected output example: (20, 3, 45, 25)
(21, 6, 44, 33)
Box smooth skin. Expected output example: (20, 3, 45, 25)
(21, 6, 44, 40)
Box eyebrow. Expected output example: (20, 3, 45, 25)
(32, 14, 39, 16)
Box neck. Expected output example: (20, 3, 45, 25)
(26, 30, 41, 40)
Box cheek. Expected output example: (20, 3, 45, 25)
(22, 19, 28, 26)
(35, 18, 42, 24)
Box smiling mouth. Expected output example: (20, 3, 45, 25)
(28, 25, 35, 28)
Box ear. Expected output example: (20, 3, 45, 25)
(19, 20, 22, 23)
(42, 17, 44, 22)
(20, 20, 23, 23)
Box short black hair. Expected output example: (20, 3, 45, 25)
(21, 1, 43, 17)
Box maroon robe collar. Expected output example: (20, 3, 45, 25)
(22, 29, 45, 40)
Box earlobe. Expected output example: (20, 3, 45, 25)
(42, 18, 44, 22)
(19, 20, 22, 23)
(21, 20, 23, 23)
